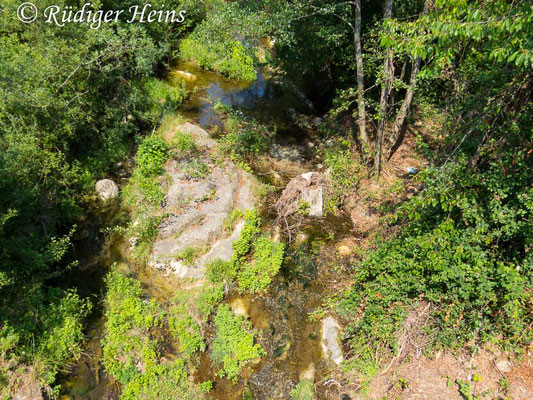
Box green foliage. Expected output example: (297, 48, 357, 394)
(290, 379, 315, 400)
(103, 268, 203, 399)
(219, 109, 275, 161)
(102, 268, 159, 385)
(232, 209, 262, 259)
(175, 246, 203, 266)
(340, 154, 532, 369)
(177, 1, 268, 80)
(0, 0, 192, 383)
(137, 136, 169, 177)
(181, 38, 256, 81)
(206, 259, 238, 285)
(172, 131, 198, 154)
(381, 0, 533, 73)
(120, 360, 203, 400)
(206, 210, 282, 294)
(169, 304, 205, 358)
(182, 159, 210, 179)
(323, 140, 361, 205)
(238, 238, 285, 293)
(132, 78, 187, 126)
(197, 284, 225, 321)
(35, 291, 91, 383)
(211, 305, 264, 381)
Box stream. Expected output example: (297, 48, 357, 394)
(59, 61, 354, 400)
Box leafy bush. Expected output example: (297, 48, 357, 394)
(169, 307, 205, 358)
(136, 135, 169, 177)
(238, 238, 285, 293)
(339, 158, 532, 370)
(131, 77, 187, 126)
(197, 284, 225, 321)
(103, 269, 203, 399)
(220, 110, 274, 160)
(102, 268, 159, 385)
(290, 379, 315, 400)
(123, 133, 170, 260)
(211, 305, 264, 381)
(180, 37, 256, 81)
(232, 209, 262, 259)
(35, 290, 91, 383)
(173, 131, 198, 154)
(120, 360, 203, 400)
(206, 259, 237, 285)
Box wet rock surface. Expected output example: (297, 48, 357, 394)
(149, 123, 256, 278)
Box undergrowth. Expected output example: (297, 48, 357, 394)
(337, 156, 532, 375)
(211, 304, 264, 381)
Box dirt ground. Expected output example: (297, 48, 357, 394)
(361, 345, 532, 400)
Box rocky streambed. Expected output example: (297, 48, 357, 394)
(60, 62, 353, 400)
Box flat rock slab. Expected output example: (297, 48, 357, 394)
(149, 124, 256, 278)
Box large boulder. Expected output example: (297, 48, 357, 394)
(95, 179, 119, 201)
(149, 124, 257, 279)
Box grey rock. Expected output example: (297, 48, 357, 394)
(95, 179, 119, 201)
(149, 124, 257, 279)
(322, 316, 343, 365)
(495, 359, 512, 373)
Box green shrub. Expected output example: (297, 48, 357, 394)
(219, 111, 274, 160)
(173, 131, 198, 154)
(180, 38, 256, 81)
(169, 309, 205, 358)
(36, 291, 91, 383)
(211, 305, 264, 381)
(206, 259, 237, 285)
(120, 360, 203, 400)
(102, 268, 159, 385)
(290, 379, 315, 400)
(175, 246, 203, 266)
(132, 78, 187, 125)
(339, 160, 532, 371)
(197, 284, 225, 321)
(238, 238, 285, 293)
(232, 209, 261, 259)
(137, 136, 169, 177)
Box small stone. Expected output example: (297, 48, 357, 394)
(316, 164, 324, 169)
(73, 229, 90, 241)
(171, 70, 197, 82)
(299, 364, 315, 381)
(295, 232, 308, 244)
(337, 244, 352, 256)
(95, 179, 119, 201)
(495, 359, 512, 373)
(229, 298, 248, 316)
(307, 142, 315, 148)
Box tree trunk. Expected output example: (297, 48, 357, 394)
(353, 0, 367, 147)
(389, 0, 430, 147)
(375, 0, 394, 175)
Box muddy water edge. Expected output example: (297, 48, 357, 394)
(58, 62, 354, 399)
